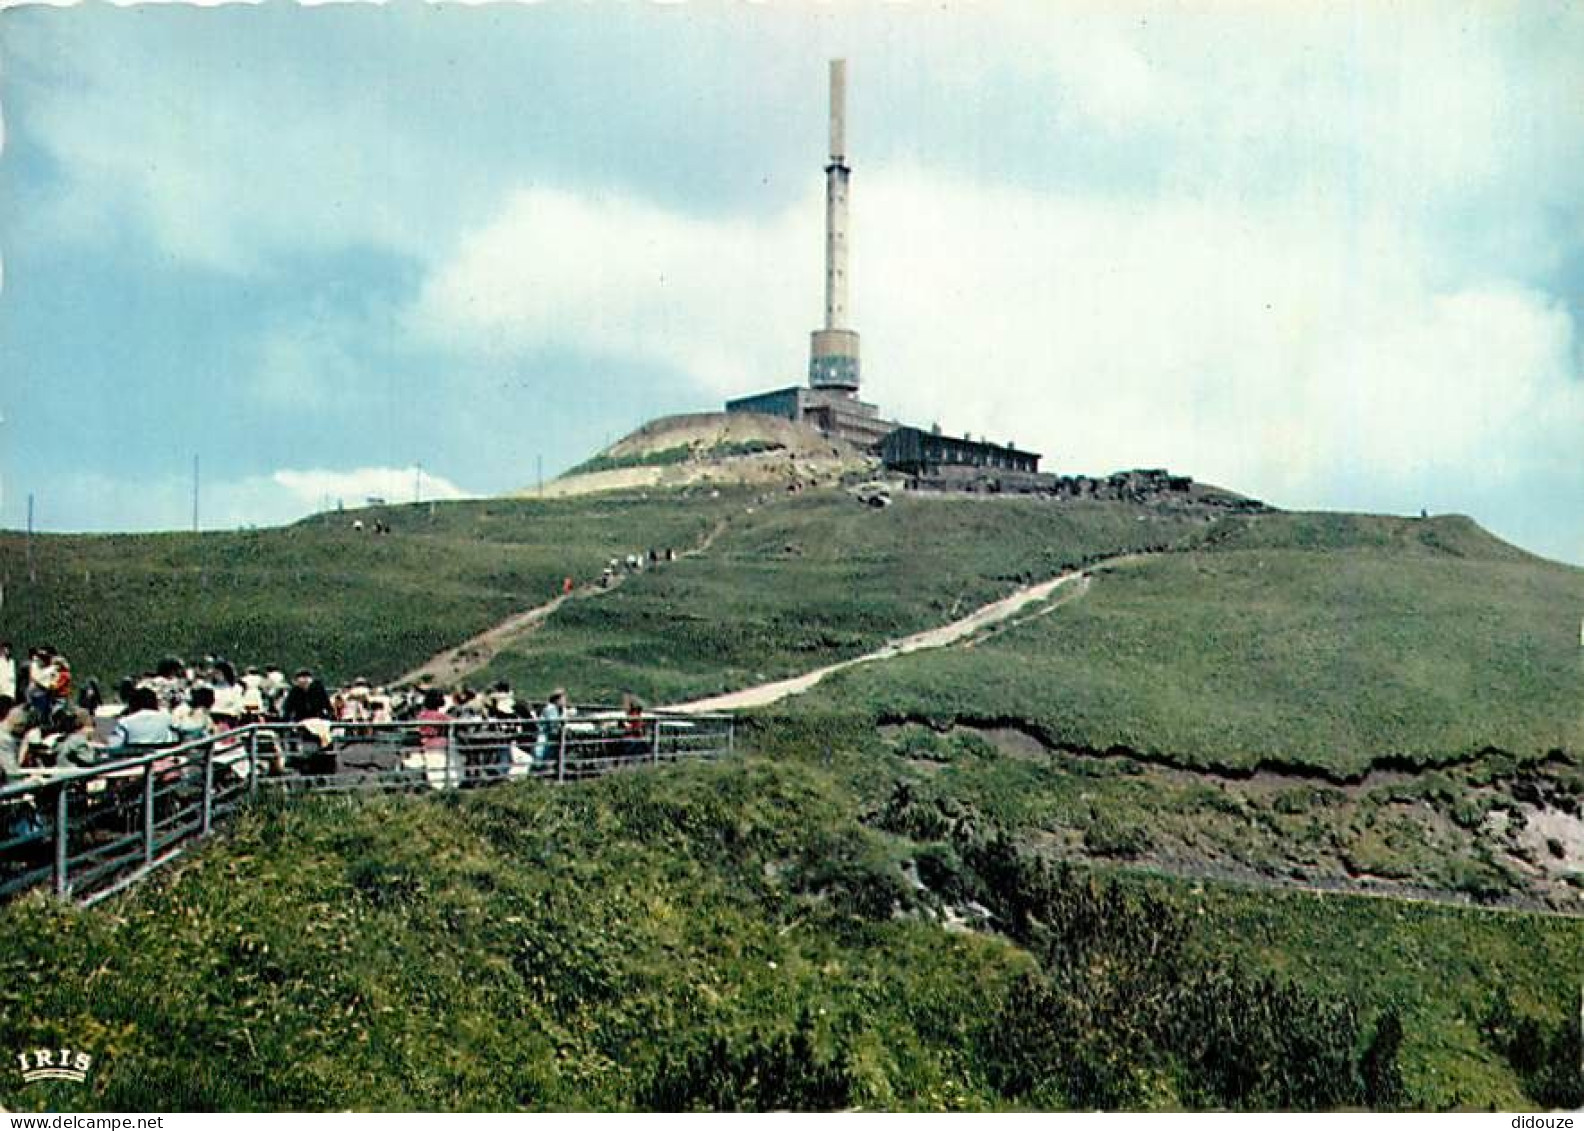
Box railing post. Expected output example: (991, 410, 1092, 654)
(446, 726, 459, 790)
(247, 727, 259, 796)
(651, 718, 661, 766)
(201, 742, 215, 836)
(52, 785, 69, 899)
(142, 762, 156, 864)
(556, 726, 567, 784)
(727, 718, 735, 757)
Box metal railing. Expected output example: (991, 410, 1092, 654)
(0, 710, 734, 907)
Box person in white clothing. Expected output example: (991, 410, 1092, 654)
(0, 642, 15, 704)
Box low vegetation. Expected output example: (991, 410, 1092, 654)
(758, 715, 1584, 1108)
(477, 492, 1212, 704)
(817, 512, 1584, 777)
(4, 491, 1581, 1111)
(11, 751, 1572, 1112)
(0, 493, 743, 689)
(868, 722, 1584, 908)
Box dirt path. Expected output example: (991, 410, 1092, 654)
(669, 567, 1100, 714)
(396, 517, 731, 688)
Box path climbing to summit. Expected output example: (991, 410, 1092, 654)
(397, 517, 732, 688)
(669, 561, 1113, 714)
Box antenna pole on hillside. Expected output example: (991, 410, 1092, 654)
(537, 454, 543, 497)
(192, 454, 200, 533)
(414, 463, 422, 505)
(26, 493, 35, 583)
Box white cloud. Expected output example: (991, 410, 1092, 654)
(409, 166, 1581, 513)
(28, 466, 471, 534)
(10, 2, 1582, 556)
(409, 187, 822, 392)
(271, 467, 467, 511)
(14, 19, 441, 275)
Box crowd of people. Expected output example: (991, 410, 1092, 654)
(600, 546, 679, 588)
(0, 642, 654, 785)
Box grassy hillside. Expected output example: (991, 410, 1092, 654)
(1, 754, 1577, 1111)
(3, 496, 1582, 1110)
(761, 717, 1584, 1107)
(476, 493, 1213, 704)
(816, 512, 1584, 777)
(869, 719, 1584, 908)
(0, 494, 742, 688)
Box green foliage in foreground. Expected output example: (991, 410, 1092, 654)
(818, 512, 1584, 776)
(1, 749, 1578, 1111)
(479, 493, 1211, 704)
(0, 755, 1440, 1112)
(860, 719, 1584, 910)
(750, 713, 1584, 1109)
(1483, 990, 1584, 1109)
(0, 493, 741, 688)
(1186, 874, 1584, 1110)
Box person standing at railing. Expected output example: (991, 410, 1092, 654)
(413, 689, 458, 790)
(0, 642, 16, 707)
(282, 669, 333, 724)
(26, 647, 58, 720)
(416, 690, 450, 751)
(282, 669, 335, 773)
(619, 694, 649, 759)
(50, 654, 73, 716)
(534, 689, 567, 763)
(369, 690, 395, 725)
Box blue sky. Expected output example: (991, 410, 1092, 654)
(2, 1, 1582, 564)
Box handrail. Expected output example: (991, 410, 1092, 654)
(0, 710, 736, 905)
(0, 711, 734, 801)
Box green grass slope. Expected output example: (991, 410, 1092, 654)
(0, 494, 742, 688)
(759, 718, 1584, 1107)
(818, 512, 1584, 777)
(2, 754, 1577, 1111)
(476, 493, 1211, 704)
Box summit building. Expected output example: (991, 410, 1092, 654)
(726, 60, 1048, 487)
(726, 59, 895, 448)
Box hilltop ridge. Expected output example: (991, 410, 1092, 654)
(3, 486, 1583, 1112)
(522, 412, 875, 499)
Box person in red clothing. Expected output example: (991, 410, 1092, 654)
(416, 689, 450, 751)
(619, 693, 649, 759)
(50, 655, 72, 708)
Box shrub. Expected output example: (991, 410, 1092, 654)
(1482, 990, 1584, 1109)
(639, 1010, 853, 1112)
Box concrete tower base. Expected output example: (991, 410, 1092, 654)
(809, 328, 860, 391)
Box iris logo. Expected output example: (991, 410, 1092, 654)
(16, 1048, 93, 1084)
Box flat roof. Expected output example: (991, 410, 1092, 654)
(886, 424, 1042, 460)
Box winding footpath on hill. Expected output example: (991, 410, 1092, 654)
(396, 517, 732, 688)
(669, 567, 1101, 714)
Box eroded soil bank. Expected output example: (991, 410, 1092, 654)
(880, 719, 1584, 913)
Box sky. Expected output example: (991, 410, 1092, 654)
(1, 1, 1582, 564)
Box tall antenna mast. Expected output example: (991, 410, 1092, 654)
(809, 59, 860, 395)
